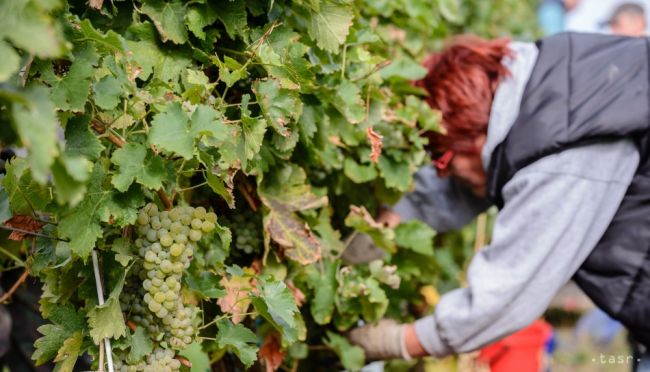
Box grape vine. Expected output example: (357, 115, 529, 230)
(0, 0, 539, 371)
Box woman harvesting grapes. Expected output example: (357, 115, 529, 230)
(348, 32, 650, 370)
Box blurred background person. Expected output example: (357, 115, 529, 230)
(608, 2, 647, 35)
(565, 0, 650, 33)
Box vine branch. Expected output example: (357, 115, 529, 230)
(0, 268, 30, 303)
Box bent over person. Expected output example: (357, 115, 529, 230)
(347, 32, 650, 370)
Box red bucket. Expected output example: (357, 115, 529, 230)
(477, 320, 553, 372)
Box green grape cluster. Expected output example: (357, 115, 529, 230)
(227, 210, 262, 254)
(133, 203, 216, 349)
(120, 281, 161, 337)
(113, 348, 181, 372)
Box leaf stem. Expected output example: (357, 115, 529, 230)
(0, 246, 25, 266)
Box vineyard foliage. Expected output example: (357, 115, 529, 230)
(0, 0, 538, 370)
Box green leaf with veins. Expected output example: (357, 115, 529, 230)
(254, 79, 302, 137)
(127, 327, 153, 364)
(11, 86, 59, 184)
(324, 332, 365, 372)
(306, 0, 354, 53)
(148, 102, 194, 160)
(141, 0, 188, 44)
(215, 319, 258, 368)
(110, 143, 165, 192)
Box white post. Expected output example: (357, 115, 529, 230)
(92, 250, 115, 372)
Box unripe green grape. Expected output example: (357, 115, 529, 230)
(172, 262, 184, 273)
(150, 243, 162, 253)
(180, 214, 192, 226)
(146, 229, 158, 242)
(157, 228, 169, 239)
(170, 244, 184, 257)
(189, 229, 202, 242)
(137, 212, 150, 225)
(151, 216, 162, 230)
(174, 234, 187, 244)
(145, 251, 157, 262)
(190, 218, 203, 230)
(145, 203, 159, 216)
(148, 301, 162, 312)
(160, 234, 173, 247)
(154, 292, 166, 303)
(201, 221, 215, 233)
(205, 212, 217, 223)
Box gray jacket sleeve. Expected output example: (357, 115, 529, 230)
(393, 166, 492, 232)
(412, 140, 639, 357)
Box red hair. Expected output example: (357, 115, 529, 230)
(416, 35, 512, 155)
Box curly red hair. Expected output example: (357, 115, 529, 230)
(417, 35, 512, 156)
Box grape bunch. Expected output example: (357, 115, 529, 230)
(226, 210, 262, 254)
(132, 203, 216, 349)
(113, 348, 181, 372)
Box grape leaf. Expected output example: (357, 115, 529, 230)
(87, 297, 126, 344)
(3, 159, 52, 215)
(343, 159, 377, 184)
(64, 115, 104, 161)
(42, 43, 98, 112)
(141, 0, 188, 44)
(53, 331, 83, 372)
(33, 304, 86, 366)
(265, 203, 322, 265)
(345, 205, 396, 253)
(75, 19, 126, 53)
(98, 184, 145, 227)
(307, 261, 337, 324)
(252, 281, 299, 344)
(215, 0, 247, 39)
(324, 332, 365, 372)
(395, 220, 436, 256)
(254, 79, 302, 137)
(217, 273, 253, 324)
(306, 1, 354, 53)
(377, 154, 412, 192)
(179, 342, 210, 372)
(148, 102, 194, 160)
(185, 4, 218, 40)
(331, 80, 366, 124)
(259, 164, 327, 212)
(126, 21, 192, 82)
(51, 154, 91, 206)
(0, 41, 20, 82)
(185, 269, 226, 299)
(0, 0, 65, 58)
(11, 86, 59, 184)
(259, 334, 284, 372)
(58, 164, 106, 259)
(110, 142, 165, 192)
(93, 75, 122, 110)
(215, 319, 258, 368)
(128, 327, 153, 363)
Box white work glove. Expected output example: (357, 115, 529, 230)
(347, 319, 412, 360)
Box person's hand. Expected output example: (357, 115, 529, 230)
(348, 319, 408, 360)
(348, 320, 429, 360)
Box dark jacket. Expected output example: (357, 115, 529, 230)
(487, 32, 650, 346)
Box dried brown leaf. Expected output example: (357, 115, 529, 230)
(4, 215, 43, 241)
(366, 127, 383, 163)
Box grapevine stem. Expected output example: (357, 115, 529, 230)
(0, 246, 25, 266)
(91, 250, 115, 372)
(0, 268, 29, 303)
